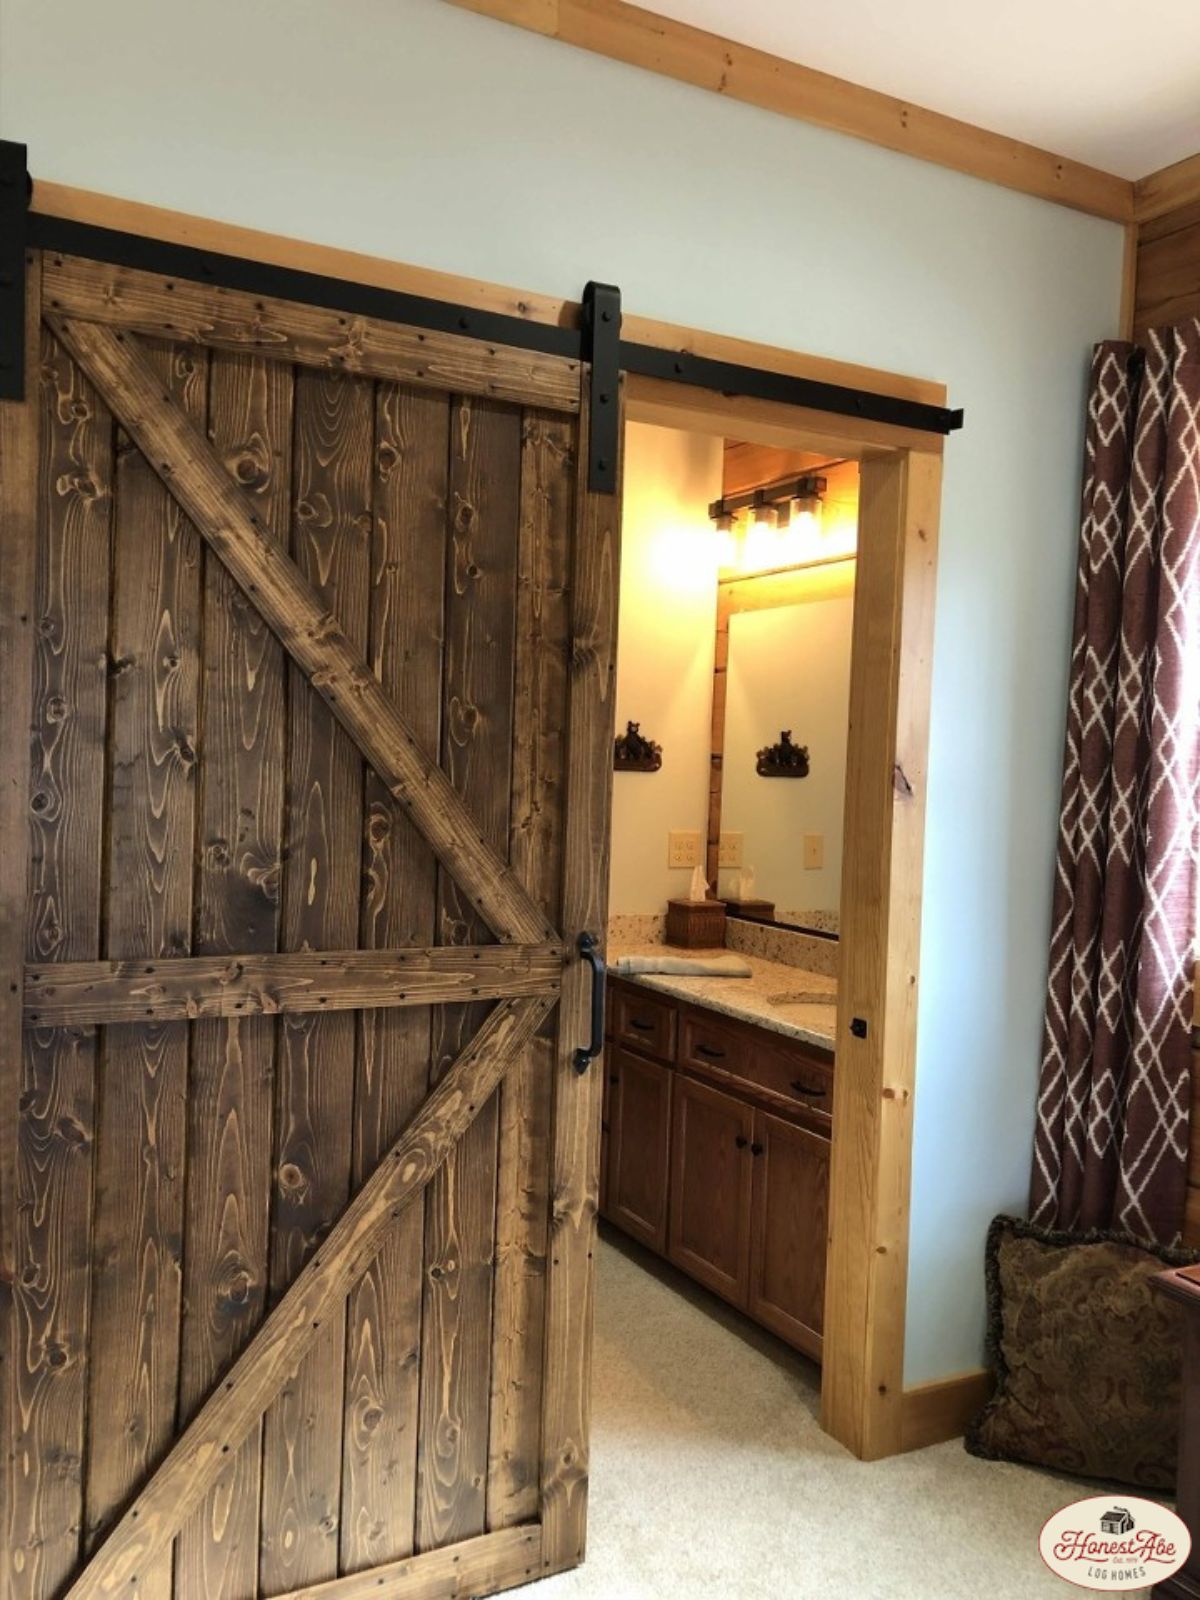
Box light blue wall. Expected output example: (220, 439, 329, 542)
(0, 0, 1126, 1384)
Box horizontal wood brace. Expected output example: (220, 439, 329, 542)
(42, 250, 582, 413)
(24, 944, 567, 1027)
(267, 1525, 543, 1600)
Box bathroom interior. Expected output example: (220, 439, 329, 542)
(600, 420, 860, 1370)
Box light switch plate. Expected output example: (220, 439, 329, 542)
(667, 829, 703, 869)
(803, 833, 824, 870)
(718, 831, 744, 868)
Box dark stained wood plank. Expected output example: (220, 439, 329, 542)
(83, 339, 205, 1600)
(488, 411, 574, 1529)
(44, 254, 581, 414)
(259, 367, 371, 1594)
(175, 349, 291, 1600)
(340, 382, 449, 1575)
(417, 396, 522, 1554)
(50, 316, 551, 947)
(271, 1525, 541, 1600)
(539, 386, 622, 1578)
(10, 325, 115, 1600)
(0, 251, 42, 1600)
(24, 944, 564, 1026)
(61, 994, 554, 1600)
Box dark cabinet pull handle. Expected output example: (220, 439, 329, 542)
(628, 1017, 655, 1033)
(695, 1043, 726, 1060)
(573, 932, 606, 1075)
(609, 1073, 619, 1085)
(751, 1142, 764, 1156)
(734, 1135, 748, 1149)
(791, 1080, 827, 1097)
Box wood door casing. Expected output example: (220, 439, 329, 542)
(749, 1111, 830, 1360)
(668, 1074, 754, 1308)
(0, 253, 618, 1600)
(605, 1045, 672, 1254)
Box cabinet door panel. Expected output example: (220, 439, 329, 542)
(668, 1075, 754, 1308)
(606, 1045, 672, 1253)
(749, 1111, 830, 1360)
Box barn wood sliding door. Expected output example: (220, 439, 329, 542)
(0, 249, 619, 1600)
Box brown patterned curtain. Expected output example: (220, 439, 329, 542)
(1030, 321, 1200, 1244)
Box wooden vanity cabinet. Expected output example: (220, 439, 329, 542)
(669, 1074, 755, 1306)
(605, 1043, 673, 1254)
(749, 1110, 829, 1360)
(600, 976, 833, 1361)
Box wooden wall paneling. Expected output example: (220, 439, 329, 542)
(417, 396, 522, 1553)
(10, 321, 115, 1600)
(488, 411, 574, 1529)
(822, 449, 941, 1461)
(339, 382, 449, 1576)
(1132, 198, 1200, 340)
(175, 350, 292, 1600)
(260, 369, 372, 1594)
(0, 252, 42, 1600)
(82, 340, 205, 1599)
(1134, 151, 1200, 225)
(538, 385, 622, 1578)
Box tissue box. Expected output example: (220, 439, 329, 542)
(665, 898, 727, 949)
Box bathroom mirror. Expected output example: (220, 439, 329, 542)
(709, 562, 855, 937)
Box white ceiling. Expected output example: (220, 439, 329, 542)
(650, 0, 1200, 179)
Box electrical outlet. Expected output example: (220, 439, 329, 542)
(667, 830, 703, 869)
(718, 831, 744, 868)
(803, 833, 824, 870)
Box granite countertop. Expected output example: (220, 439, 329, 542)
(606, 941, 837, 1052)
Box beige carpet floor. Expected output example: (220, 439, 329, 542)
(537, 1230, 1149, 1600)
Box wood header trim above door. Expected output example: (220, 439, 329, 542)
(47, 312, 554, 947)
(444, 0, 1134, 223)
(30, 178, 949, 412)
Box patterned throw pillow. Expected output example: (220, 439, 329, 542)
(965, 1215, 1198, 1490)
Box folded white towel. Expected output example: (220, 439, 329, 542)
(610, 952, 753, 979)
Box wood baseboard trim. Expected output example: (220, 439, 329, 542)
(900, 1369, 992, 1453)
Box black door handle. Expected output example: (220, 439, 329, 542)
(695, 1043, 726, 1060)
(628, 1017, 655, 1032)
(751, 1142, 764, 1157)
(734, 1135, 749, 1149)
(573, 932, 606, 1075)
(791, 1081, 827, 1097)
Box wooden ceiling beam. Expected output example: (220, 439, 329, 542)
(446, 0, 1134, 223)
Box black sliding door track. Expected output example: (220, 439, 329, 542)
(25, 211, 964, 437)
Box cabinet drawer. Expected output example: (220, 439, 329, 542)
(745, 1044, 833, 1128)
(611, 984, 677, 1063)
(679, 1010, 756, 1080)
(680, 1008, 833, 1127)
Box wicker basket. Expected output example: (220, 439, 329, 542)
(665, 898, 727, 949)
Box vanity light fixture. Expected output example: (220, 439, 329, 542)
(708, 472, 827, 528)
